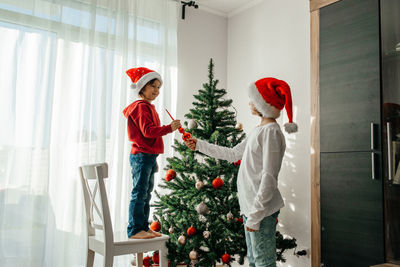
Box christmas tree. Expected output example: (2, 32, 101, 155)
(152, 59, 302, 267)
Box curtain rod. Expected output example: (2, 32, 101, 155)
(180, 1, 198, 20)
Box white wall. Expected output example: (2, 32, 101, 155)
(177, 0, 311, 266)
(227, 0, 311, 266)
(177, 7, 228, 121)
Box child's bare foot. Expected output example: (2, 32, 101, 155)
(148, 229, 162, 237)
(129, 230, 156, 239)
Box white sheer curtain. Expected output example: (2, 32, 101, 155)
(0, 0, 178, 266)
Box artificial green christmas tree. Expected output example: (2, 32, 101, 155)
(153, 59, 302, 267)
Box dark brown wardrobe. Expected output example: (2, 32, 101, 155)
(317, 0, 400, 266)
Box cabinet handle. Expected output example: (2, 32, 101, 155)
(387, 122, 393, 181)
(371, 152, 377, 180)
(371, 123, 375, 150)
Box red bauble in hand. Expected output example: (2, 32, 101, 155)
(143, 256, 151, 267)
(221, 254, 231, 264)
(152, 251, 159, 264)
(178, 127, 185, 133)
(212, 177, 224, 189)
(187, 226, 197, 236)
(150, 221, 161, 232)
(182, 132, 191, 141)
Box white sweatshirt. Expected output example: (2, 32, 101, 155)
(196, 122, 286, 230)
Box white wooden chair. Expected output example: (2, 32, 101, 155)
(79, 162, 169, 267)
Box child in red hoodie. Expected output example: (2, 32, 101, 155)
(123, 67, 181, 239)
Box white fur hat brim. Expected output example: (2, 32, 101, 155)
(247, 83, 281, 119)
(130, 71, 162, 95)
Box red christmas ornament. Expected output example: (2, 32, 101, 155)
(143, 256, 151, 267)
(165, 174, 173, 182)
(152, 251, 159, 264)
(150, 221, 161, 232)
(182, 132, 192, 141)
(167, 169, 177, 178)
(212, 177, 224, 189)
(221, 254, 231, 264)
(276, 217, 279, 224)
(234, 160, 241, 166)
(187, 226, 197, 236)
(236, 217, 243, 223)
(178, 127, 185, 133)
(165, 169, 176, 182)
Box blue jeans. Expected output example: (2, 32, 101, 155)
(244, 211, 280, 267)
(127, 153, 158, 237)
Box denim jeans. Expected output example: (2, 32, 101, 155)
(127, 153, 158, 237)
(244, 211, 280, 267)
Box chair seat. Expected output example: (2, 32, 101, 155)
(89, 231, 169, 256)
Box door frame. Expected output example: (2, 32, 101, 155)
(309, 1, 342, 266)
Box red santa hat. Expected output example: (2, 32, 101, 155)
(126, 67, 163, 95)
(247, 77, 298, 133)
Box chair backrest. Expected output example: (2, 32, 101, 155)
(79, 163, 113, 244)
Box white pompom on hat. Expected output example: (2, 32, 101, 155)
(126, 67, 163, 96)
(247, 77, 298, 133)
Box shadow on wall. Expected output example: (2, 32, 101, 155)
(276, 105, 311, 266)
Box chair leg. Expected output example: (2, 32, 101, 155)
(136, 252, 143, 267)
(103, 254, 114, 267)
(87, 249, 95, 267)
(160, 243, 168, 267)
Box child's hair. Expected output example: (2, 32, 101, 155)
(139, 78, 159, 96)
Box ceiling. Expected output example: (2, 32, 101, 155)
(195, 0, 256, 16)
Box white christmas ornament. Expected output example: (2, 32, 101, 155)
(169, 227, 174, 234)
(178, 235, 186, 245)
(195, 202, 209, 215)
(227, 211, 233, 221)
(198, 215, 207, 223)
(195, 180, 205, 190)
(189, 250, 198, 260)
(235, 122, 243, 130)
(188, 119, 198, 129)
(200, 246, 210, 252)
(203, 230, 211, 239)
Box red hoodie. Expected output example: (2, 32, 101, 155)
(123, 100, 172, 155)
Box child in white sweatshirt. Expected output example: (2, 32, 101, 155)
(185, 77, 297, 267)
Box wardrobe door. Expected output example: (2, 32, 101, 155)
(320, 0, 381, 153)
(321, 152, 384, 267)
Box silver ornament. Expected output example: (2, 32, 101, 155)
(203, 230, 211, 239)
(178, 235, 186, 245)
(169, 227, 174, 234)
(195, 202, 209, 215)
(195, 180, 204, 190)
(227, 211, 233, 221)
(235, 122, 243, 130)
(189, 250, 198, 260)
(188, 119, 198, 129)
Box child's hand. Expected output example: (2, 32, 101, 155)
(185, 138, 197, 151)
(170, 120, 181, 131)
